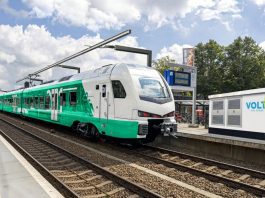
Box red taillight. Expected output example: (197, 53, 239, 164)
(138, 110, 149, 117)
(143, 112, 150, 117)
(138, 110, 161, 118)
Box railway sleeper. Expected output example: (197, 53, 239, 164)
(259, 180, 265, 186)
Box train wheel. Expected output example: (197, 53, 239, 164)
(90, 125, 100, 142)
(71, 121, 79, 132)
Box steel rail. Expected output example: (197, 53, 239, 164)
(143, 145, 265, 178)
(0, 117, 162, 198)
(0, 128, 79, 198)
(137, 145, 265, 196)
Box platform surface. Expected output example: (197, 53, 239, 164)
(177, 123, 265, 150)
(177, 123, 208, 135)
(0, 135, 63, 198)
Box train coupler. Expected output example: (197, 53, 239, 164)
(161, 121, 177, 136)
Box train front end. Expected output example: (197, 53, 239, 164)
(111, 64, 177, 143)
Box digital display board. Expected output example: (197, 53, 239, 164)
(174, 71, 190, 86)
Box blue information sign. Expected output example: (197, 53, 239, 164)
(164, 70, 191, 87)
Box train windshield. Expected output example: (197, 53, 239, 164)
(138, 77, 172, 104)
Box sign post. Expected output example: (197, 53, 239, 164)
(164, 47, 198, 126)
(183, 48, 197, 126)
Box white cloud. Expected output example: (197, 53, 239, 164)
(0, 51, 16, 64)
(18, 0, 241, 32)
(156, 43, 193, 64)
(0, 24, 146, 90)
(195, 0, 241, 30)
(22, 0, 140, 31)
(251, 0, 265, 6)
(0, 0, 28, 18)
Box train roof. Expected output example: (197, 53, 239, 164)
(0, 63, 153, 96)
(209, 87, 265, 99)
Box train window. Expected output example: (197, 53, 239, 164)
(60, 93, 66, 106)
(39, 97, 44, 109)
(102, 85, 106, 98)
(29, 97, 34, 108)
(23, 98, 27, 107)
(112, 81, 126, 98)
(34, 97, 38, 108)
(54, 94, 58, 109)
(26, 98, 30, 108)
(96, 85, 99, 90)
(12, 98, 16, 106)
(45, 96, 50, 109)
(70, 92, 77, 105)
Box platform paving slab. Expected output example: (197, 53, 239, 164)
(0, 135, 63, 198)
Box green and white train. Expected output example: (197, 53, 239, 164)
(0, 63, 177, 143)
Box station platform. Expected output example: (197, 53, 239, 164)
(152, 123, 265, 167)
(0, 135, 63, 198)
(176, 123, 265, 150)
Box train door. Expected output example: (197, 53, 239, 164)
(51, 89, 58, 121)
(100, 84, 107, 121)
(99, 83, 114, 123)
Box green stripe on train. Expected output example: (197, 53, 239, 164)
(0, 79, 138, 139)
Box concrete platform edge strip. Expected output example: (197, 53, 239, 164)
(175, 132, 265, 151)
(0, 134, 63, 198)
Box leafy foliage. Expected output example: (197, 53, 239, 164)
(222, 37, 265, 93)
(154, 37, 265, 99)
(152, 56, 175, 74)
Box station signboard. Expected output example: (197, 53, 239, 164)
(164, 70, 191, 87)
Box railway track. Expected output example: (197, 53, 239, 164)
(0, 113, 263, 197)
(0, 117, 161, 198)
(133, 145, 265, 197)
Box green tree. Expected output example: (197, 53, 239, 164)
(152, 56, 175, 74)
(223, 37, 265, 92)
(154, 37, 265, 99)
(195, 40, 225, 99)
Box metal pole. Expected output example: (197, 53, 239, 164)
(191, 67, 197, 125)
(103, 45, 152, 67)
(16, 29, 131, 83)
(57, 65, 81, 73)
(192, 87, 196, 125)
